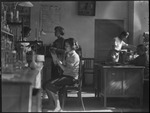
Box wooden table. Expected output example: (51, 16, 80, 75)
(99, 65, 145, 107)
(2, 68, 39, 112)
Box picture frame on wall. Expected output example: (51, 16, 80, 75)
(78, 1, 96, 16)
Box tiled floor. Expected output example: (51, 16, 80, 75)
(42, 87, 149, 112)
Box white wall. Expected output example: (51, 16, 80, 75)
(30, 1, 130, 58)
(133, 1, 149, 45)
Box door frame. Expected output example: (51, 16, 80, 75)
(94, 19, 125, 61)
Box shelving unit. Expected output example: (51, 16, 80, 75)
(1, 29, 14, 37)
(1, 2, 30, 73)
(1, 29, 15, 73)
(7, 19, 23, 41)
(17, 6, 31, 27)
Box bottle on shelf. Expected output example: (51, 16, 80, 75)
(10, 11, 13, 22)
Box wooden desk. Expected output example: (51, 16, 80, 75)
(2, 68, 39, 112)
(99, 65, 145, 107)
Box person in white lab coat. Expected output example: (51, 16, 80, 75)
(109, 31, 136, 63)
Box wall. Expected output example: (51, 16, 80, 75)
(133, 1, 149, 45)
(30, 1, 129, 58)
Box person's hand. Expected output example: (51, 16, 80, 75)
(56, 59, 62, 65)
(50, 47, 57, 52)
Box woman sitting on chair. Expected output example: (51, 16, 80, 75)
(44, 38, 80, 112)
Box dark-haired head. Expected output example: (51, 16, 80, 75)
(64, 38, 79, 50)
(22, 26, 31, 38)
(137, 44, 147, 51)
(119, 31, 129, 40)
(54, 26, 64, 36)
(136, 44, 147, 55)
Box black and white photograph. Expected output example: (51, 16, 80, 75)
(1, 1, 149, 112)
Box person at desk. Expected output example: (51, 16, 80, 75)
(129, 44, 149, 77)
(110, 31, 136, 63)
(44, 38, 80, 112)
(50, 26, 66, 80)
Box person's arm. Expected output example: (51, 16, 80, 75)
(56, 54, 79, 72)
(50, 47, 65, 54)
(50, 52, 66, 71)
(122, 41, 136, 51)
(56, 59, 65, 71)
(127, 44, 137, 51)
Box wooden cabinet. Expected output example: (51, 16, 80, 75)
(2, 68, 42, 112)
(2, 82, 32, 112)
(99, 65, 145, 107)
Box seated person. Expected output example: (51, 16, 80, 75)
(129, 44, 149, 77)
(44, 38, 80, 112)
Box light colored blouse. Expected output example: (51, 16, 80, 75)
(63, 50, 80, 79)
(112, 37, 128, 51)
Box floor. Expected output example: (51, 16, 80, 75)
(42, 86, 149, 112)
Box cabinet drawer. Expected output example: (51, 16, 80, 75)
(105, 69, 124, 96)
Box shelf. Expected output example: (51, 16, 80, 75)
(1, 29, 14, 37)
(1, 49, 12, 52)
(16, 41, 43, 45)
(7, 21, 22, 26)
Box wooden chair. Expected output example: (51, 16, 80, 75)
(93, 59, 102, 98)
(82, 58, 103, 97)
(82, 58, 95, 87)
(59, 59, 85, 111)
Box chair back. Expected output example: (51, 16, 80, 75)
(82, 58, 94, 71)
(70, 58, 84, 90)
(77, 58, 84, 89)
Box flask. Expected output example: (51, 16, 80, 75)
(10, 12, 13, 22)
(30, 50, 37, 69)
(16, 10, 19, 22)
(12, 50, 17, 63)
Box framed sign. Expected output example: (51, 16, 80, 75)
(78, 1, 96, 16)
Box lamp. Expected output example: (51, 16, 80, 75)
(18, 2, 34, 7)
(15, 2, 33, 9)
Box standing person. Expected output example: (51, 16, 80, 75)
(110, 31, 136, 63)
(50, 26, 66, 80)
(44, 38, 80, 112)
(21, 26, 31, 41)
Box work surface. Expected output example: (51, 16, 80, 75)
(101, 65, 145, 68)
(2, 67, 40, 112)
(2, 67, 39, 84)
